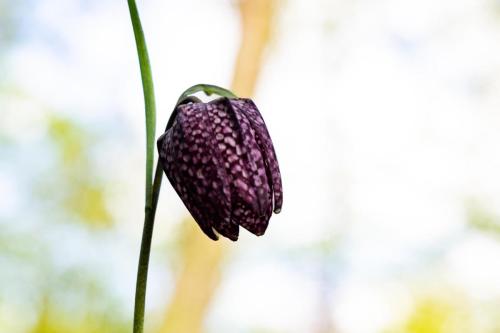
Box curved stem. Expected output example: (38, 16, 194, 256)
(176, 83, 238, 105)
(127, 1, 159, 332)
(128, 0, 156, 206)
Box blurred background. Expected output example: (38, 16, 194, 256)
(2, 0, 500, 332)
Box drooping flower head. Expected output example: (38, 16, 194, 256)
(157, 93, 282, 241)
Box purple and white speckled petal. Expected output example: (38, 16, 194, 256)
(158, 116, 218, 240)
(222, 98, 273, 236)
(230, 99, 283, 214)
(199, 102, 240, 240)
(159, 103, 239, 240)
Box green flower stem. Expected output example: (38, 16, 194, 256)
(133, 163, 163, 333)
(127, 0, 160, 332)
(127, 0, 156, 206)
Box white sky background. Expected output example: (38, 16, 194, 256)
(2, 0, 500, 332)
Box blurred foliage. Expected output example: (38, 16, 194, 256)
(30, 271, 130, 333)
(467, 201, 500, 236)
(0, 225, 130, 332)
(384, 294, 470, 333)
(39, 115, 112, 227)
(384, 288, 500, 333)
(402, 297, 472, 333)
(0, 106, 122, 332)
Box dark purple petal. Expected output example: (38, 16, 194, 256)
(198, 102, 240, 240)
(221, 98, 273, 235)
(158, 120, 218, 240)
(158, 103, 238, 241)
(229, 99, 283, 214)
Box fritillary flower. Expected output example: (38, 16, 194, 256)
(157, 97, 282, 240)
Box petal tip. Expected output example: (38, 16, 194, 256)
(206, 232, 219, 241)
(254, 229, 267, 237)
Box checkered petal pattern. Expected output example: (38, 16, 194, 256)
(157, 97, 283, 241)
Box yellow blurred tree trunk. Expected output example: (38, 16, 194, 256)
(232, 0, 275, 97)
(159, 1, 275, 332)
